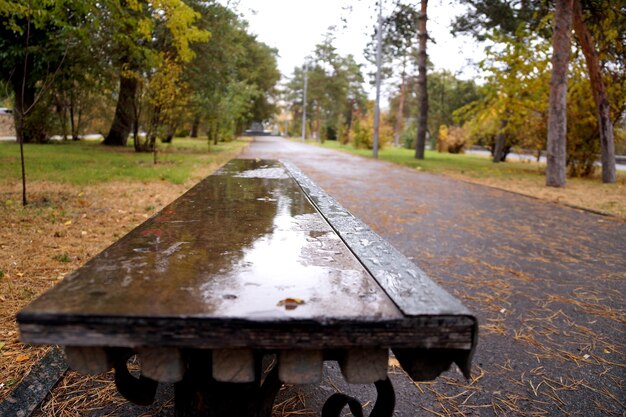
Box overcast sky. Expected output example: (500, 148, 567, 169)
(225, 0, 485, 94)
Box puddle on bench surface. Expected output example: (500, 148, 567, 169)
(23, 159, 401, 322)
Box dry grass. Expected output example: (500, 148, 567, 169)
(0, 181, 188, 401)
(444, 170, 626, 219)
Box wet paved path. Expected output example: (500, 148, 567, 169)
(27, 136, 625, 417)
(242, 137, 625, 417)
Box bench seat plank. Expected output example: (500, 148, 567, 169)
(18, 160, 476, 357)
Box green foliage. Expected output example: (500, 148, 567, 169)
(183, 1, 279, 142)
(285, 32, 367, 143)
(0, 0, 92, 142)
(452, 0, 549, 41)
(388, 69, 480, 144)
(401, 124, 416, 149)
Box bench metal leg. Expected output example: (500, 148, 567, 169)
(321, 377, 395, 417)
(174, 350, 282, 417)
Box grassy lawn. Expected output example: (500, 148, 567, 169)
(0, 137, 250, 186)
(321, 140, 545, 178)
(314, 140, 626, 218)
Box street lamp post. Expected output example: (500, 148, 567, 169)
(373, 0, 383, 159)
(301, 60, 309, 142)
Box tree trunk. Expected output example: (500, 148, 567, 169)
(12, 69, 43, 144)
(414, 0, 428, 160)
(493, 119, 508, 162)
(394, 68, 407, 147)
(343, 99, 354, 145)
(104, 73, 138, 146)
(55, 94, 69, 141)
(546, 0, 573, 188)
(191, 116, 200, 138)
(572, 0, 616, 183)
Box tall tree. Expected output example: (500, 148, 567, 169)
(546, 0, 573, 187)
(285, 33, 366, 143)
(454, 0, 621, 182)
(379, 4, 420, 146)
(572, 0, 616, 183)
(414, 0, 428, 160)
(0, 0, 88, 143)
(102, 0, 208, 147)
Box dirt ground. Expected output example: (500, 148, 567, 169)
(0, 181, 188, 401)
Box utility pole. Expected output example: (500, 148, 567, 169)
(301, 60, 309, 142)
(373, 0, 383, 159)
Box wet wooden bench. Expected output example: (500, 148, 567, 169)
(17, 159, 477, 417)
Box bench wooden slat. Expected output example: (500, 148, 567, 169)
(282, 160, 472, 318)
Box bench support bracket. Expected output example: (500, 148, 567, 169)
(321, 377, 395, 417)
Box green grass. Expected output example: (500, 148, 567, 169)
(0, 137, 249, 185)
(317, 140, 547, 180)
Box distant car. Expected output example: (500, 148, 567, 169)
(0, 108, 12, 114)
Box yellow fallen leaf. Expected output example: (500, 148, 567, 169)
(388, 357, 401, 368)
(16, 355, 30, 363)
(64, 220, 72, 226)
(277, 298, 305, 310)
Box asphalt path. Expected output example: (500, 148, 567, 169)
(240, 137, 625, 417)
(26, 136, 625, 417)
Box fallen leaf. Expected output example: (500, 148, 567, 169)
(388, 357, 401, 368)
(64, 220, 72, 226)
(0, 342, 5, 350)
(277, 298, 305, 310)
(15, 355, 30, 362)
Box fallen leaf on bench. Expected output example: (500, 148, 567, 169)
(277, 298, 305, 310)
(16, 354, 30, 362)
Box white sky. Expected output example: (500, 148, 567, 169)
(226, 0, 484, 98)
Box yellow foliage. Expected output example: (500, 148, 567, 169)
(152, 0, 210, 62)
(350, 101, 392, 150)
(438, 125, 469, 154)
